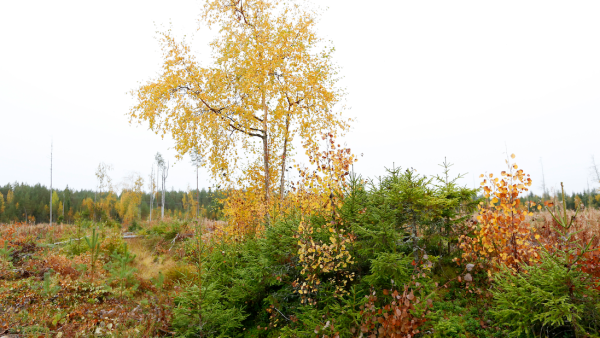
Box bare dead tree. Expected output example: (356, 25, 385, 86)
(592, 156, 600, 191)
(155, 153, 169, 219)
(50, 141, 53, 226)
(148, 165, 156, 222)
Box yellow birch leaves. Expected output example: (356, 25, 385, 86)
(129, 0, 350, 223)
(293, 221, 354, 305)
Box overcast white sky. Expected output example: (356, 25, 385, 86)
(1, 0, 599, 194)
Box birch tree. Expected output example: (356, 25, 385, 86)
(148, 165, 157, 222)
(592, 156, 600, 188)
(50, 142, 53, 226)
(190, 148, 203, 220)
(95, 163, 114, 220)
(155, 153, 169, 219)
(129, 0, 350, 223)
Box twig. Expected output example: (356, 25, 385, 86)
(273, 306, 291, 322)
(46, 236, 86, 246)
(168, 234, 180, 251)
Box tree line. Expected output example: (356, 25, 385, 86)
(0, 182, 221, 224)
(519, 189, 600, 210)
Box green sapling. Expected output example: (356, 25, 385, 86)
(108, 243, 137, 299)
(0, 240, 14, 270)
(84, 228, 102, 283)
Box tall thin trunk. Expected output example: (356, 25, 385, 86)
(279, 114, 290, 203)
(195, 218, 204, 336)
(161, 183, 165, 219)
(149, 172, 153, 222)
(196, 166, 200, 220)
(50, 142, 53, 226)
(139, 192, 142, 221)
(161, 162, 168, 219)
(592, 156, 600, 183)
(262, 90, 270, 225)
(160, 164, 164, 219)
(540, 158, 547, 197)
(151, 167, 154, 221)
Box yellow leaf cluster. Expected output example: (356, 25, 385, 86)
(116, 175, 145, 224)
(129, 0, 351, 219)
(293, 220, 355, 305)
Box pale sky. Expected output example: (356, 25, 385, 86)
(1, 0, 599, 194)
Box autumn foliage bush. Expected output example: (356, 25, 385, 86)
(452, 156, 600, 337)
(456, 154, 540, 274)
(2, 151, 600, 337)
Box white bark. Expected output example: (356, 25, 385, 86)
(50, 141, 53, 226)
(161, 162, 169, 219)
(592, 156, 600, 183)
(149, 165, 155, 222)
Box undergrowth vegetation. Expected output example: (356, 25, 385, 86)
(1, 156, 600, 337)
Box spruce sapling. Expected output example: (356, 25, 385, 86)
(84, 228, 102, 283)
(42, 269, 60, 297)
(0, 240, 14, 270)
(108, 243, 137, 299)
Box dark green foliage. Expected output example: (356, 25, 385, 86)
(0, 240, 14, 268)
(172, 282, 247, 337)
(492, 185, 600, 337)
(170, 163, 480, 337)
(127, 218, 142, 232)
(0, 183, 221, 223)
(280, 286, 367, 337)
(491, 250, 600, 337)
(172, 216, 303, 337)
(427, 310, 492, 338)
(362, 252, 412, 289)
(84, 228, 102, 283)
(161, 164, 600, 337)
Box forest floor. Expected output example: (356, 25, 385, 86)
(0, 218, 222, 337)
(1, 208, 599, 337)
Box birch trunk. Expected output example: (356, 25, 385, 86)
(161, 163, 169, 220)
(161, 185, 165, 219)
(196, 166, 200, 220)
(279, 114, 290, 202)
(262, 90, 270, 225)
(50, 142, 53, 226)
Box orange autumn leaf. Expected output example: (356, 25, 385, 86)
(457, 154, 539, 273)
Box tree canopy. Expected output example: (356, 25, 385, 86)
(129, 0, 350, 214)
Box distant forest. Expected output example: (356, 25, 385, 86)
(1, 182, 598, 225)
(519, 189, 600, 210)
(0, 182, 221, 224)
